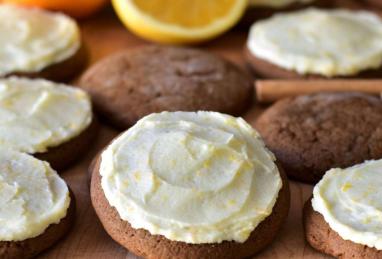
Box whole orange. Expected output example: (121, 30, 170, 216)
(1, 0, 109, 18)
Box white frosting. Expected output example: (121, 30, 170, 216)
(312, 160, 382, 250)
(100, 111, 282, 244)
(0, 4, 80, 76)
(0, 77, 92, 153)
(0, 148, 70, 241)
(247, 8, 382, 77)
(249, 0, 313, 8)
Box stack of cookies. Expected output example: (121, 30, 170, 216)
(0, 4, 97, 258)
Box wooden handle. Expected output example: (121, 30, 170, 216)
(255, 80, 382, 103)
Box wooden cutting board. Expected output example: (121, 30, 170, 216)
(38, 1, 372, 258)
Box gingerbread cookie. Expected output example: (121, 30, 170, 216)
(245, 8, 382, 78)
(0, 77, 98, 170)
(91, 111, 290, 258)
(255, 92, 382, 183)
(0, 149, 76, 259)
(0, 5, 86, 82)
(79, 45, 253, 129)
(304, 160, 382, 258)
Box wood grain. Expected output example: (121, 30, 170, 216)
(38, 1, 370, 258)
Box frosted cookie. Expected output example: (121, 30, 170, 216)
(0, 77, 97, 170)
(0, 148, 75, 259)
(304, 160, 382, 258)
(79, 45, 253, 129)
(90, 111, 290, 259)
(0, 5, 86, 82)
(245, 8, 382, 78)
(255, 92, 382, 183)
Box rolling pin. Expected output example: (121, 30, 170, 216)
(255, 80, 382, 103)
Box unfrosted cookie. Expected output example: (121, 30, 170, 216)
(255, 92, 382, 183)
(245, 9, 382, 78)
(0, 5, 86, 82)
(91, 112, 290, 259)
(304, 160, 382, 258)
(79, 45, 253, 129)
(0, 149, 76, 259)
(0, 77, 98, 170)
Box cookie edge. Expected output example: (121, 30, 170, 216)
(90, 155, 290, 259)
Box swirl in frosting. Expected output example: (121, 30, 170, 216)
(100, 111, 282, 244)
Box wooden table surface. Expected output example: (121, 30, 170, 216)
(38, 1, 371, 258)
